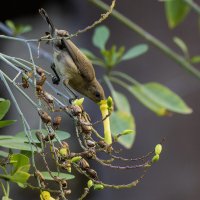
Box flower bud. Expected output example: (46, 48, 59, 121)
(155, 144, 162, 155)
(59, 148, 68, 157)
(87, 180, 93, 188)
(152, 154, 159, 163)
(94, 184, 104, 190)
(71, 156, 82, 163)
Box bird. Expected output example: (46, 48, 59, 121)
(39, 8, 105, 103)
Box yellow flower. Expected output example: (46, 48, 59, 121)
(99, 98, 112, 144)
(40, 191, 55, 200)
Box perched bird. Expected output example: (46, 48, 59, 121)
(39, 8, 105, 103)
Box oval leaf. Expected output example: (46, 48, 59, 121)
(0, 120, 16, 128)
(111, 90, 131, 113)
(0, 138, 39, 151)
(130, 82, 192, 115)
(165, 0, 190, 28)
(143, 82, 192, 114)
(110, 111, 136, 149)
(173, 36, 189, 57)
(4, 171, 30, 184)
(122, 44, 148, 61)
(10, 154, 30, 174)
(40, 171, 75, 180)
(92, 25, 110, 50)
(191, 56, 200, 64)
(16, 129, 70, 143)
(130, 85, 167, 116)
(0, 150, 9, 158)
(0, 100, 10, 120)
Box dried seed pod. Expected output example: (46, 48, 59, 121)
(63, 190, 71, 196)
(34, 170, 45, 182)
(62, 142, 69, 148)
(43, 91, 54, 104)
(81, 123, 92, 133)
(57, 29, 69, 37)
(86, 140, 96, 148)
(85, 149, 96, 159)
(70, 105, 82, 116)
(97, 140, 107, 148)
(35, 131, 45, 142)
(78, 158, 90, 170)
(44, 133, 55, 141)
(86, 168, 98, 180)
(61, 161, 71, 173)
(53, 116, 62, 130)
(36, 67, 45, 76)
(38, 110, 51, 124)
(36, 85, 43, 95)
(61, 180, 68, 188)
(21, 76, 29, 88)
(36, 74, 46, 86)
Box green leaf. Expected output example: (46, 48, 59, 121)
(0, 120, 16, 128)
(40, 171, 75, 180)
(111, 90, 131, 113)
(4, 170, 30, 184)
(0, 136, 14, 140)
(191, 56, 200, 64)
(16, 25, 32, 35)
(130, 85, 167, 116)
(0, 98, 5, 101)
(5, 20, 32, 35)
(173, 36, 189, 57)
(5, 20, 16, 33)
(2, 196, 12, 200)
(110, 111, 136, 148)
(121, 44, 148, 61)
(0, 138, 39, 151)
(131, 82, 192, 115)
(10, 154, 30, 174)
(92, 25, 110, 50)
(0, 100, 10, 120)
(81, 48, 98, 60)
(165, 0, 191, 28)
(0, 150, 9, 158)
(0, 154, 30, 184)
(16, 129, 70, 143)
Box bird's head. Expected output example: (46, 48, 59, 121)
(85, 79, 105, 103)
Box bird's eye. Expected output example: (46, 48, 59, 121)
(95, 92, 100, 98)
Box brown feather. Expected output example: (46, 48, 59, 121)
(60, 39, 95, 82)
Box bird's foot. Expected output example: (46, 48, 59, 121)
(51, 63, 60, 84)
(52, 76, 60, 85)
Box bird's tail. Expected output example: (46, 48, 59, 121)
(39, 8, 55, 36)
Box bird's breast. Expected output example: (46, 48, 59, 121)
(53, 51, 79, 81)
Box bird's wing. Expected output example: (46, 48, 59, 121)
(61, 38, 95, 82)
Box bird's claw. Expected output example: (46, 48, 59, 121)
(52, 76, 60, 85)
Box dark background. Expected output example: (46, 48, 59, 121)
(1, 0, 200, 200)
